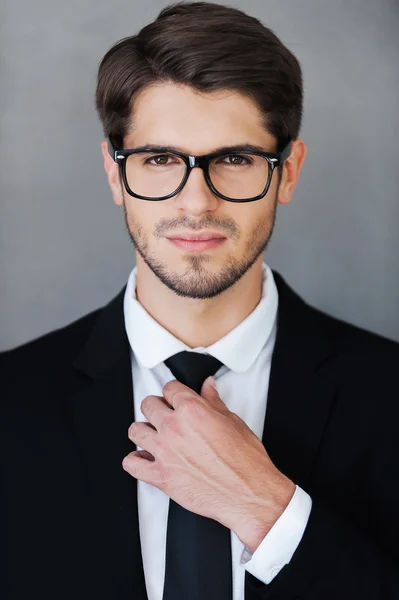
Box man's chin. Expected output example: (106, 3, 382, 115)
(144, 260, 248, 300)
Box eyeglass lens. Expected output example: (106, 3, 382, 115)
(123, 152, 271, 199)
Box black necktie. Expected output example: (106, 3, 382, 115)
(162, 351, 233, 600)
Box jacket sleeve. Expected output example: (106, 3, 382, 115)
(245, 498, 399, 599)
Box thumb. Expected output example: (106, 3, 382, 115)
(200, 376, 226, 410)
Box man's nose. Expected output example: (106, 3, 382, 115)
(174, 166, 220, 215)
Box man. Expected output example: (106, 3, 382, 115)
(1, 2, 398, 599)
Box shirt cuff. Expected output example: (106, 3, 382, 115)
(240, 485, 312, 584)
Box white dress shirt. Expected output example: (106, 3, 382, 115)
(123, 261, 312, 600)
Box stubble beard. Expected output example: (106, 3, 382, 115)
(122, 196, 278, 300)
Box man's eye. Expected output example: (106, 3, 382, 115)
(218, 155, 254, 166)
(144, 154, 173, 166)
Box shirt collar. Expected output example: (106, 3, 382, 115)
(123, 262, 278, 373)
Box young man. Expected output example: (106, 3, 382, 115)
(1, 2, 398, 599)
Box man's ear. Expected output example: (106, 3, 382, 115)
(277, 138, 307, 206)
(100, 140, 124, 206)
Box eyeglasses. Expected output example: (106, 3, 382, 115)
(108, 138, 292, 203)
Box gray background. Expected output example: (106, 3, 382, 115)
(1, 0, 398, 351)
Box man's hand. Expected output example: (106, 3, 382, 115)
(122, 377, 295, 552)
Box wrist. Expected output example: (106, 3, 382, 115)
(232, 477, 296, 553)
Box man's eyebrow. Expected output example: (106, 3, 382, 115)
(132, 143, 272, 154)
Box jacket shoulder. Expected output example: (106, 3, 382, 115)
(273, 270, 399, 360)
(302, 303, 399, 403)
(0, 306, 102, 377)
(309, 302, 399, 358)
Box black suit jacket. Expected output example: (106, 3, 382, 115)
(1, 271, 399, 599)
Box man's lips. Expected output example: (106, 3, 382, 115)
(166, 236, 227, 251)
(166, 232, 226, 241)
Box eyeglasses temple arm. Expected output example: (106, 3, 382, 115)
(278, 140, 293, 165)
(107, 138, 119, 163)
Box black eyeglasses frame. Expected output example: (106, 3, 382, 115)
(107, 138, 292, 203)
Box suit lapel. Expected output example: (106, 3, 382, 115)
(245, 271, 339, 598)
(262, 271, 338, 488)
(70, 287, 148, 600)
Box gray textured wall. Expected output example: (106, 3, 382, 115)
(1, 0, 398, 351)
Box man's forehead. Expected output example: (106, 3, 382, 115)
(130, 82, 268, 125)
(125, 84, 275, 152)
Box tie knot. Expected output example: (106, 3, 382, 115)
(164, 351, 223, 395)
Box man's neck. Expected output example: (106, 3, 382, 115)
(134, 256, 264, 348)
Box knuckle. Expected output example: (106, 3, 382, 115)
(141, 396, 153, 416)
(163, 380, 176, 394)
(128, 422, 137, 437)
(152, 435, 163, 453)
(162, 415, 181, 436)
(180, 396, 198, 417)
(154, 465, 169, 489)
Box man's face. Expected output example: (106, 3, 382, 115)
(103, 82, 296, 299)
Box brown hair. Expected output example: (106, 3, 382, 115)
(95, 1, 303, 153)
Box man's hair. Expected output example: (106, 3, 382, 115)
(95, 1, 303, 152)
